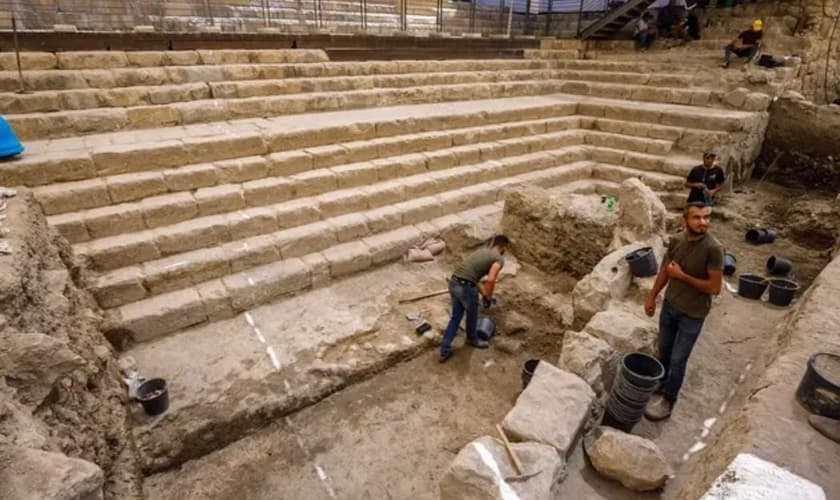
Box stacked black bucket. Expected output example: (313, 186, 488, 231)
(602, 352, 665, 432)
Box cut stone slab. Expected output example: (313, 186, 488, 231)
(438, 435, 564, 500)
(615, 177, 667, 245)
(502, 361, 594, 457)
(583, 303, 658, 355)
(558, 329, 616, 395)
(583, 426, 672, 492)
(570, 243, 636, 329)
(0, 446, 104, 500)
(700, 453, 825, 500)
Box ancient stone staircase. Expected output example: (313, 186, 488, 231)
(0, 45, 770, 472)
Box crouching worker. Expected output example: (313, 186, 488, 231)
(439, 234, 509, 363)
(722, 19, 763, 68)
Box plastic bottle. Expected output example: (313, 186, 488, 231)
(606, 195, 616, 212)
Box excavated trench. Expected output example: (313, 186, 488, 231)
(135, 180, 836, 499)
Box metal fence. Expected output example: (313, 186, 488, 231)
(0, 0, 668, 37)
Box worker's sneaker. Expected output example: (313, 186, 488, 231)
(439, 350, 453, 363)
(721, 61, 730, 69)
(644, 394, 673, 421)
(465, 338, 490, 349)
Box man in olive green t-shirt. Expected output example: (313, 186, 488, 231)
(439, 234, 509, 363)
(643, 202, 724, 420)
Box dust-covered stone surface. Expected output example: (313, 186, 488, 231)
(584, 426, 672, 492)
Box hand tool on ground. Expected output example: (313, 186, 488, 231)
(496, 424, 523, 475)
(398, 288, 448, 304)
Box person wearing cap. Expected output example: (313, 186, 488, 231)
(685, 150, 726, 204)
(722, 19, 763, 68)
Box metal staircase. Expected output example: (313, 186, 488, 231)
(579, 0, 657, 40)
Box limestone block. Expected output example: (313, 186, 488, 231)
(93, 266, 148, 308)
(559, 330, 616, 395)
(85, 204, 146, 239)
(266, 151, 313, 177)
(173, 99, 228, 125)
(140, 192, 199, 228)
(322, 241, 372, 278)
(302, 252, 331, 287)
(112, 67, 168, 87)
(164, 51, 201, 66)
(223, 235, 280, 272)
(143, 248, 231, 295)
(743, 92, 772, 111)
(341, 140, 380, 163)
(225, 207, 278, 240)
(214, 156, 269, 184)
(126, 105, 180, 129)
(0, 447, 104, 500)
(305, 144, 349, 169)
(502, 361, 594, 457)
(364, 205, 404, 233)
(275, 222, 337, 258)
(570, 243, 637, 328)
(57, 51, 128, 69)
(163, 163, 218, 192)
(106, 171, 167, 203)
(0, 91, 60, 113)
(221, 65, 262, 81)
(583, 426, 671, 492)
(149, 83, 211, 105)
(583, 303, 658, 355)
(195, 184, 245, 216)
(35, 179, 110, 215)
(116, 287, 207, 342)
(101, 86, 150, 108)
(270, 199, 321, 230)
(724, 87, 750, 109)
(82, 232, 161, 270)
(438, 436, 564, 500)
(616, 178, 667, 245)
(290, 169, 338, 197)
(154, 216, 230, 256)
(700, 453, 826, 500)
(223, 258, 312, 311)
(242, 177, 295, 207)
(48, 213, 90, 243)
(397, 196, 443, 225)
(332, 161, 379, 189)
(125, 51, 165, 67)
(0, 52, 56, 71)
(363, 226, 423, 264)
(165, 65, 224, 85)
(327, 213, 370, 243)
(317, 188, 369, 218)
(92, 140, 187, 176)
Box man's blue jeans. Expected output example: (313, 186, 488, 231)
(440, 279, 479, 356)
(658, 300, 706, 403)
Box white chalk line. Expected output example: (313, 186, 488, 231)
(242, 311, 280, 371)
(286, 416, 338, 499)
(471, 442, 521, 500)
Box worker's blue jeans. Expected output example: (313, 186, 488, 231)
(440, 279, 479, 357)
(658, 300, 706, 403)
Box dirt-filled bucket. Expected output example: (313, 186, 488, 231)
(521, 359, 540, 390)
(766, 255, 793, 275)
(745, 228, 777, 244)
(625, 247, 658, 278)
(723, 253, 737, 276)
(796, 353, 840, 418)
(768, 278, 799, 306)
(737, 273, 768, 300)
(602, 352, 664, 433)
(137, 378, 169, 416)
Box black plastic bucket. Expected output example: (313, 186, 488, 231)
(476, 316, 495, 341)
(745, 228, 777, 244)
(723, 253, 737, 276)
(796, 352, 840, 418)
(766, 255, 792, 275)
(737, 273, 768, 300)
(768, 279, 799, 306)
(521, 359, 540, 390)
(602, 352, 665, 433)
(136, 378, 169, 416)
(625, 247, 658, 278)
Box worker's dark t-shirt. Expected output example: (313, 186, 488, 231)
(686, 165, 726, 202)
(738, 29, 763, 46)
(664, 233, 724, 319)
(454, 248, 504, 284)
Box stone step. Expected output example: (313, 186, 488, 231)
(8, 79, 575, 140)
(522, 49, 582, 60)
(556, 79, 714, 107)
(0, 59, 549, 93)
(553, 69, 695, 88)
(105, 160, 596, 342)
(0, 68, 564, 115)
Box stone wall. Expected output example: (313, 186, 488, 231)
(0, 191, 141, 500)
(755, 94, 840, 192)
(797, 0, 840, 103)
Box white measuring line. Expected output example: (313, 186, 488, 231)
(286, 416, 338, 499)
(243, 311, 280, 370)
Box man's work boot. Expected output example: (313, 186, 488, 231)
(808, 414, 840, 443)
(439, 349, 453, 363)
(644, 394, 673, 421)
(465, 338, 490, 349)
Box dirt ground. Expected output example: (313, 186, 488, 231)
(141, 181, 836, 499)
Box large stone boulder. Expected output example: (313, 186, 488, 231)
(571, 238, 664, 328)
(438, 436, 565, 500)
(0, 446, 105, 500)
(501, 188, 617, 278)
(502, 361, 595, 457)
(583, 303, 658, 356)
(615, 178, 667, 246)
(583, 426, 672, 492)
(558, 330, 616, 396)
(0, 331, 84, 406)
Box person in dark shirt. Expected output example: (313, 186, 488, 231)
(722, 19, 763, 68)
(685, 150, 725, 204)
(657, 0, 684, 37)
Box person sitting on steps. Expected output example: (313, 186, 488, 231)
(634, 12, 657, 50)
(439, 234, 509, 363)
(722, 19, 763, 68)
(685, 149, 726, 205)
